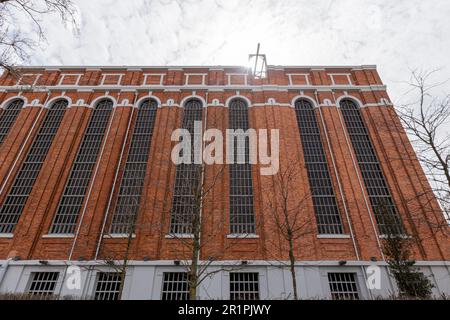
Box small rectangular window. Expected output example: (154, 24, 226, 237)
(327, 272, 360, 300)
(94, 272, 122, 300)
(27, 272, 59, 296)
(229, 272, 260, 300)
(161, 272, 190, 300)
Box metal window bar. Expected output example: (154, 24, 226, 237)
(110, 99, 158, 234)
(327, 272, 360, 300)
(94, 272, 122, 300)
(295, 99, 344, 234)
(228, 98, 255, 234)
(27, 272, 59, 296)
(340, 99, 404, 235)
(0, 100, 68, 233)
(169, 99, 203, 234)
(0, 99, 24, 145)
(161, 272, 190, 300)
(230, 272, 260, 300)
(50, 99, 113, 234)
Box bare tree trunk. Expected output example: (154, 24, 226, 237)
(287, 235, 298, 300)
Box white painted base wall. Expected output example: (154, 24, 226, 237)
(0, 260, 449, 299)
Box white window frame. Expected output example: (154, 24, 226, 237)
(142, 73, 166, 86)
(286, 73, 311, 86)
(58, 73, 83, 86)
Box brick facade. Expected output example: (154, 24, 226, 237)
(0, 65, 448, 267)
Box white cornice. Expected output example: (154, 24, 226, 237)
(0, 84, 387, 91)
(14, 64, 378, 71)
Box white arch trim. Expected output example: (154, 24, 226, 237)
(0, 96, 28, 110)
(135, 95, 162, 108)
(44, 95, 73, 109)
(224, 95, 252, 108)
(290, 94, 318, 108)
(335, 94, 364, 109)
(88, 95, 118, 109)
(179, 95, 207, 108)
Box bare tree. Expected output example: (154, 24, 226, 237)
(397, 69, 450, 228)
(0, 0, 77, 76)
(263, 162, 315, 300)
(380, 207, 434, 299)
(166, 164, 250, 300)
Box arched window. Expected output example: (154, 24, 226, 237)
(110, 99, 158, 234)
(50, 99, 114, 234)
(228, 98, 255, 234)
(340, 99, 403, 235)
(170, 98, 203, 234)
(0, 99, 24, 145)
(0, 99, 68, 233)
(294, 99, 343, 234)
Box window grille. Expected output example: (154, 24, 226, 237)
(294, 99, 344, 234)
(94, 272, 122, 300)
(230, 272, 260, 300)
(50, 99, 113, 234)
(110, 99, 158, 234)
(328, 272, 359, 300)
(340, 99, 403, 235)
(27, 272, 59, 296)
(0, 99, 68, 233)
(161, 272, 190, 300)
(229, 98, 255, 234)
(169, 99, 203, 234)
(0, 99, 24, 145)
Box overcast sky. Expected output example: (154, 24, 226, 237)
(18, 0, 450, 104)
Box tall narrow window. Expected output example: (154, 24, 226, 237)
(0, 99, 68, 233)
(50, 99, 113, 234)
(110, 99, 158, 234)
(170, 98, 203, 234)
(229, 98, 255, 234)
(340, 99, 403, 235)
(0, 99, 24, 145)
(294, 99, 344, 234)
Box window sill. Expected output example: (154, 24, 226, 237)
(379, 234, 410, 239)
(165, 234, 194, 239)
(103, 233, 136, 239)
(226, 234, 259, 239)
(0, 233, 14, 238)
(42, 234, 74, 239)
(317, 234, 351, 239)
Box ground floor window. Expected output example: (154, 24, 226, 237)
(162, 272, 190, 300)
(327, 272, 360, 300)
(94, 272, 122, 300)
(27, 272, 59, 296)
(230, 272, 260, 300)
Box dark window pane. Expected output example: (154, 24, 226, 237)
(0, 100, 67, 233)
(340, 99, 403, 235)
(50, 99, 113, 234)
(294, 99, 343, 234)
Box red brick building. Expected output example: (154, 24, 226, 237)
(0, 65, 448, 300)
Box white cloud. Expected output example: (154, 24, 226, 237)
(15, 0, 450, 103)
